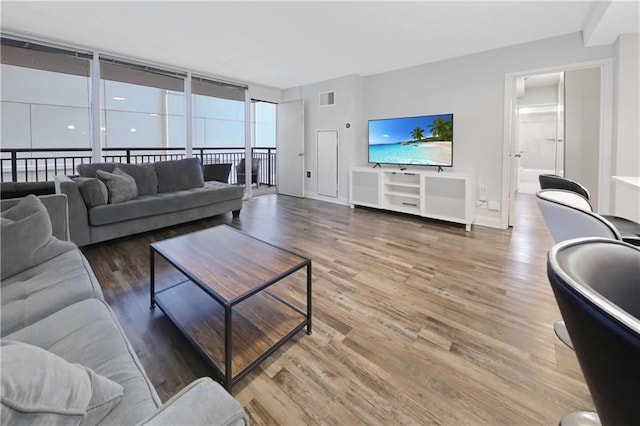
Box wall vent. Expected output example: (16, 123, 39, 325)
(319, 91, 335, 107)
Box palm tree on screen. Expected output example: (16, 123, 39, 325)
(429, 117, 453, 141)
(411, 127, 424, 141)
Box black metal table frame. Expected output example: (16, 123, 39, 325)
(149, 230, 312, 392)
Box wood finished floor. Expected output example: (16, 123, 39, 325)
(82, 193, 593, 425)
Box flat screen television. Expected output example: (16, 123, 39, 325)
(368, 113, 453, 167)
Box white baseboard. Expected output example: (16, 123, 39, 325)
(304, 192, 349, 206)
(474, 215, 505, 229)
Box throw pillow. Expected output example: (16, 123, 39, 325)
(96, 168, 138, 204)
(0, 340, 123, 425)
(155, 158, 205, 193)
(0, 195, 76, 280)
(73, 177, 109, 208)
(116, 163, 158, 195)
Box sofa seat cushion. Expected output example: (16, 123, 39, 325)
(6, 298, 162, 426)
(1, 340, 124, 426)
(88, 181, 244, 226)
(1, 249, 104, 337)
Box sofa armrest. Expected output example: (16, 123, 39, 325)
(0, 193, 70, 241)
(55, 175, 91, 246)
(137, 378, 248, 426)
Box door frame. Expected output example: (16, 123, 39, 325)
(501, 58, 614, 228)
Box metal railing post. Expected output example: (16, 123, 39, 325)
(10, 151, 18, 182)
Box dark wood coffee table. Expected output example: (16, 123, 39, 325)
(149, 225, 312, 392)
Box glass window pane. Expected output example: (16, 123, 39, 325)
(192, 94, 245, 148)
(101, 65, 185, 150)
(0, 63, 90, 149)
(254, 101, 276, 148)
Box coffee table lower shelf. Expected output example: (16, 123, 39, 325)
(155, 280, 309, 391)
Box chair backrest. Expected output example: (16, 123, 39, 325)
(539, 174, 591, 200)
(536, 189, 620, 242)
(236, 158, 260, 173)
(547, 238, 640, 426)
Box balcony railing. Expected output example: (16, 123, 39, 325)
(0, 147, 276, 187)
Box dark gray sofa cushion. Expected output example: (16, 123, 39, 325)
(88, 181, 243, 226)
(116, 163, 158, 196)
(73, 177, 108, 208)
(97, 168, 138, 204)
(155, 158, 204, 193)
(77, 163, 118, 178)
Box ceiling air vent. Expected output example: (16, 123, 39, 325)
(319, 91, 335, 107)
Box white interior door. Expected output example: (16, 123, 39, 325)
(277, 100, 304, 197)
(317, 130, 338, 197)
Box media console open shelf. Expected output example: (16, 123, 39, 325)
(350, 166, 476, 231)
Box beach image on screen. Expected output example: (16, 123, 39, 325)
(368, 114, 453, 166)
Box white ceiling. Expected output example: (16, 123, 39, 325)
(1, 1, 638, 90)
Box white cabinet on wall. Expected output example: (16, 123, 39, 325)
(350, 166, 476, 231)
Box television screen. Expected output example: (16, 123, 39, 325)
(368, 113, 453, 166)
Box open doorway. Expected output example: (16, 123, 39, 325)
(514, 72, 564, 194)
(503, 61, 611, 227)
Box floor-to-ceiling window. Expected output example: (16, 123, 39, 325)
(0, 36, 258, 189)
(1, 44, 91, 150)
(1, 41, 92, 180)
(100, 60, 185, 158)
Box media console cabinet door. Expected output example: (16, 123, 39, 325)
(351, 168, 380, 207)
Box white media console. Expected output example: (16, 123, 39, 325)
(349, 166, 476, 231)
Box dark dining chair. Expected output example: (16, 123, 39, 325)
(236, 158, 261, 188)
(547, 237, 640, 426)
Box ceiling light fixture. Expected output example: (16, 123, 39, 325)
(130, 128, 137, 132)
(67, 125, 76, 130)
(113, 96, 126, 101)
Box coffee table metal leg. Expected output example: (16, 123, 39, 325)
(225, 305, 232, 391)
(306, 262, 312, 335)
(149, 247, 155, 310)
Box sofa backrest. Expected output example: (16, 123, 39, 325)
(154, 158, 204, 193)
(1, 194, 70, 241)
(77, 162, 119, 178)
(77, 159, 205, 195)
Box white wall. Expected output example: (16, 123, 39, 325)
(362, 32, 613, 226)
(564, 67, 601, 209)
(612, 33, 640, 222)
(283, 74, 363, 204)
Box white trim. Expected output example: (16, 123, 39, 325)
(474, 215, 503, 229)
(244, 89, 253, 199)
(90, 52, 102, 163)
(185, 72, 193, 158)
(305, 191, 349, 206)
(501, 59, 614, 228)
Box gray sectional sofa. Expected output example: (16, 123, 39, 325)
(55, 158, 244, 246)
(1, 194, 248, 425)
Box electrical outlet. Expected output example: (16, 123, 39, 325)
(306, 171, 311, 178)
(478, 185, 487, 201)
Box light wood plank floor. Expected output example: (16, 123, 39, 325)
(82, 193, 593, 425)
